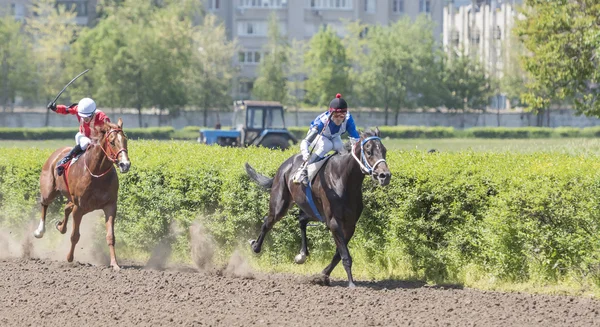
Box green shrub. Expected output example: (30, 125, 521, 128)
(376, 126, 455, 138)
(2, 142, 600, 287)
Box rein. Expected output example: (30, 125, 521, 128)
(351, 136, 386, 175)
(84, 129, 127, 178)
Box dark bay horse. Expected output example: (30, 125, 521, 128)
(34, 118, 131, 271)
(245, 129, 391, 287)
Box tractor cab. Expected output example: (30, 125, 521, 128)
(199, 100, 297, 150)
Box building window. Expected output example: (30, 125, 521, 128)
(392, 0, 404, 13)
(309, 0, 352, 10)
(55, 1, 88, 17)
(240, 80, 254, 94)
(419, 0, 430, 13)
(238, 51, 264, 64)
(364, 0, 375, 13)
(469, 28, 480, 44)
(451, 30, 459, 47)
(239, 0, 287, 8)
(207, 0, 220, 10)
(237, 21, 268, 36)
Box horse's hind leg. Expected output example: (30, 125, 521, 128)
(56, 201, 74, 234)
(294, 210, 310, 264)
(33, 205, 49, 238)
(250, 182, 292, 254)
(103, 204, 120, 271)
(319, 249, 341, 286)
(34, 180, 60, 238)
(66, 207, 83, 263)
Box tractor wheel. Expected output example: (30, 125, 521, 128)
(259, 135, 290, 150)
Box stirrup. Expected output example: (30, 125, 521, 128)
(293, 168, 307, 185)
(56, 165, 65, 176)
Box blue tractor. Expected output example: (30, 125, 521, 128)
(198, 100, 298, 150)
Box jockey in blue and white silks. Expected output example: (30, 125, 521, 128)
(294, 93, 360, 186)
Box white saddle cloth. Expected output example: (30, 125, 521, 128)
(293, 154, 335, 184)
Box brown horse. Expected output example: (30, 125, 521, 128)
(33, 118, 131, 271)
(245, 129, 391, 287)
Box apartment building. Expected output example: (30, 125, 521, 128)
(206, 0, 444, 99)
(443, 0, 522, 108)
(0, 0, 97, 26)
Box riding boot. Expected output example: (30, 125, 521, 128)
(295, 154, 319, 186)
(56, 144, 83, 176)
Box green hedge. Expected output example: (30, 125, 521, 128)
(2, 126, 600, 140)
(2, 142, 600, 287)
(0, 127, 175, 140)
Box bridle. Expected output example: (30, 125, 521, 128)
(351, 136, 387, 175)
(84, 128, 128, 178)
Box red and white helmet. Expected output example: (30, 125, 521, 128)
(77, 98, 96, 118)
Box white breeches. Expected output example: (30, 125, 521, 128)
(312, 135, 344, 158)
(75, 132, 91, 150)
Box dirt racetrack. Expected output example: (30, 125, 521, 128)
(0, 258, 598, 327)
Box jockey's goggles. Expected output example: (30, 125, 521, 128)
(329, 108, 347, 114)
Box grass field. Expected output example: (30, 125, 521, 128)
(383, 138, 600, 154)
(3, 138, 600, 154)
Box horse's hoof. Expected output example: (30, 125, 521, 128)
(249, 240, 261, 253)
(55, 221, 66, 234)
(33, 230, 44, 239)
(111, 264, 121, 272)
(294, 253, 307, 264)
(348, 282, 356, 289)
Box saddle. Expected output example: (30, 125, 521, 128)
(293, 153, 335, 184)
(57, 152, 84, 172)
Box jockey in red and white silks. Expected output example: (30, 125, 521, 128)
(294, 93, 360, 186)
(48, 97, 111, 176)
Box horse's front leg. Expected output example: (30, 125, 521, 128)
(66, 206, 83, 263)
(103, 204, 120, 271)
(295, 211, 310, 264)
(56, 201, 74, 234)
(327, 219, 356, 288)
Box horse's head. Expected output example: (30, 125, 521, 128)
(95, 118, 131, 173)
(353, 128, 391, 186)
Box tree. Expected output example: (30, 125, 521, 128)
(252, 13, 288, 103)
(304, 26, 350, 107)
(67, 0, 229, 127)
(285, 39, 306, 107)
(344, 16, 440, 125)
(186, 14, 237, 127)
(0, 16, 36, 111)
(440, 48, 492, 127)
(516, 0, 600, 116)
(499, 31, 528, 108)
(27, 0, 81, 125)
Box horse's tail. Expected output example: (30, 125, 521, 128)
(244, 163, 273, 190)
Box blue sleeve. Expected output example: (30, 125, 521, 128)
(309, 112, 328, 133)
(345, 115, 360, 139)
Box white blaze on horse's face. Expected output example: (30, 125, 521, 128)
(364, 139, 391, 186)
(115, 132, 131, 173)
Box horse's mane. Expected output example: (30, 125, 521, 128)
(342, 129, 380, 152)
(90, 121, 120, 143)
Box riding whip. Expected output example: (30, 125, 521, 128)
(48, 69, 90, 107)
